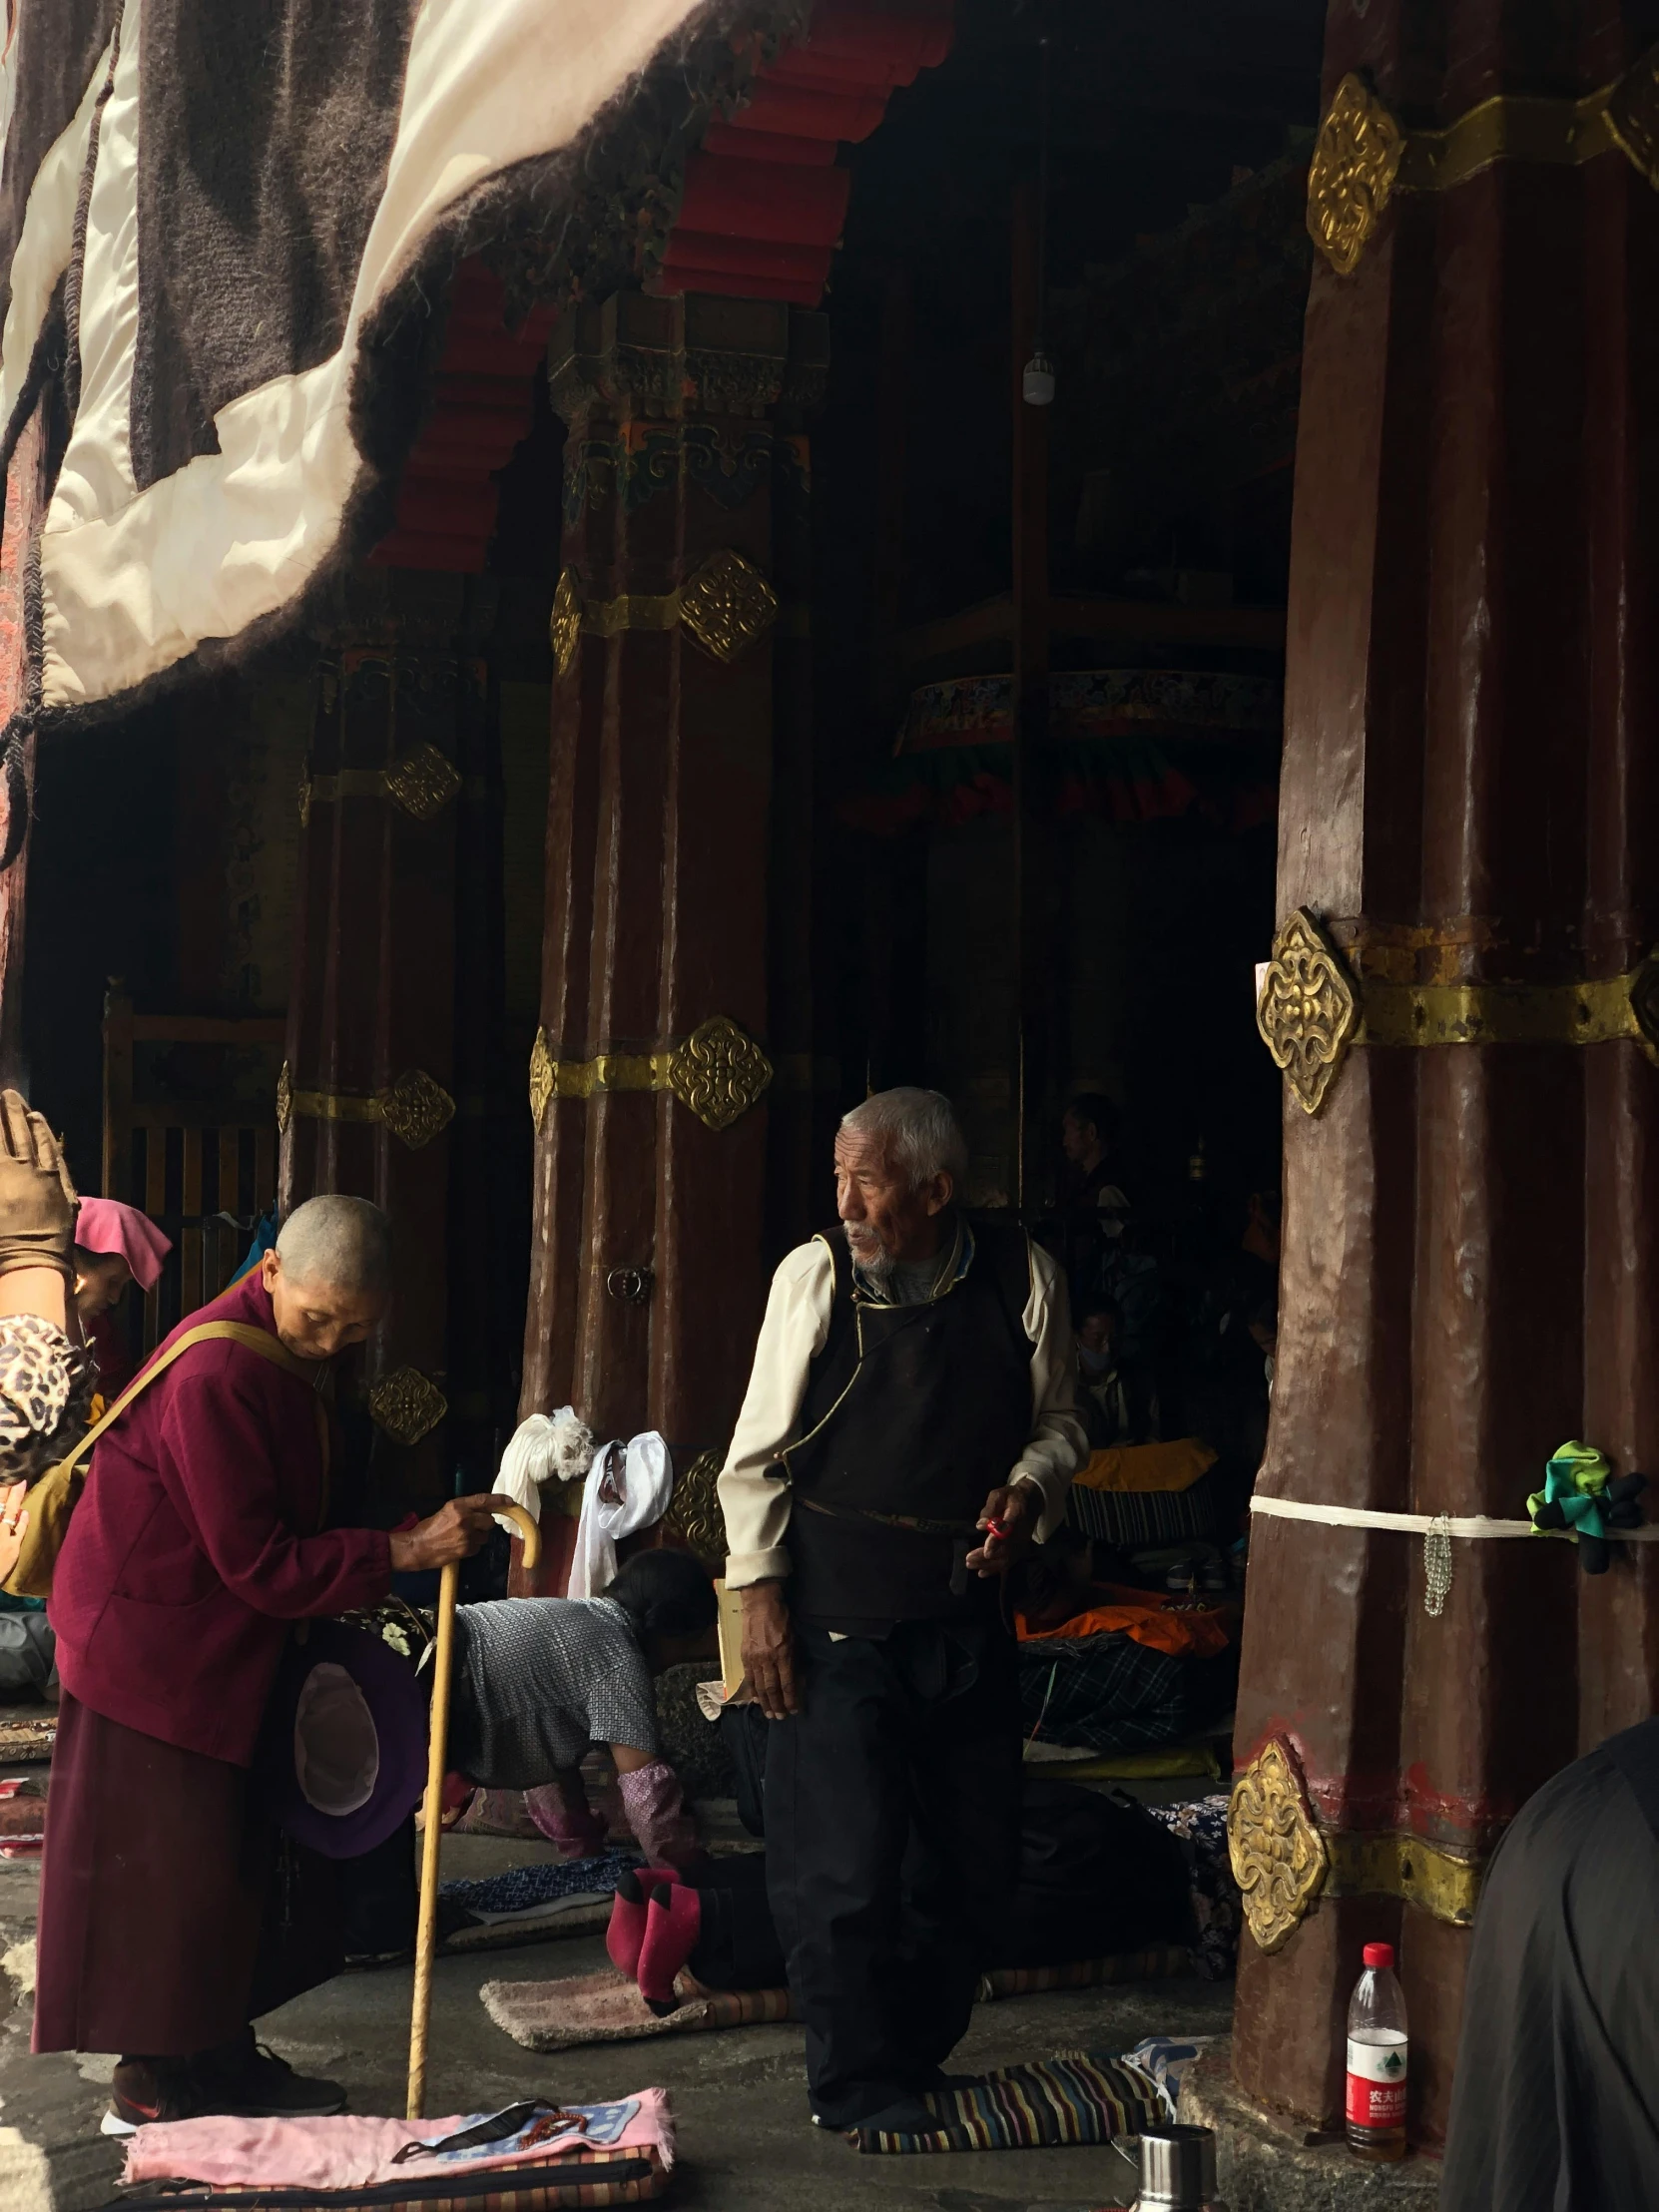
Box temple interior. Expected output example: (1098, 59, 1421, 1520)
(20, 0, 1323, 1499)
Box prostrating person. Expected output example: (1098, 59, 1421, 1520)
(449, 1546, 718, 1867)
(719, 1086, 1086, 2136)
(32, 1195, 500, 2134)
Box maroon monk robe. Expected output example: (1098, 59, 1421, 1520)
(36, 1269, 393, 2056)
(49, 1268, 390, 1762)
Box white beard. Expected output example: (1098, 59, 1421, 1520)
(842, 1223, 895, 1285)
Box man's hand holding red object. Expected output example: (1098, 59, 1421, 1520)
(968, 1480, 1036, 1576)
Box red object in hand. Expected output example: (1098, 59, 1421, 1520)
(983, 1517, 1012, 1543)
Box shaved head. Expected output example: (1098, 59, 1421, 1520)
(276, 1196, 391, 1294)
(263, 1197, 391, 1359)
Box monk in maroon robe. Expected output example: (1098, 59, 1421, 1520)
(33, 1194, 498, 2133)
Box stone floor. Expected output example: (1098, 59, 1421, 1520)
(0, 1760, 1237, 2212)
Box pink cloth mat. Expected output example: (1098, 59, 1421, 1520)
(122, 2091, 675, 2192)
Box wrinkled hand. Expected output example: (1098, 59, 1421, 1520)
(741, 1579, 800, 1720)
(967, 1482, 1036, 1576)
(0, 1480, 28, 1585)
(0, 1092, 76, 1281)
(388, 1493, 501, 1574)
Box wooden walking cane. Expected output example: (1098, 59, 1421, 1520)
(407, 1499, 541, 2119)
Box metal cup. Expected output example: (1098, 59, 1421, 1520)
(1133, 2123, 1221, 2209)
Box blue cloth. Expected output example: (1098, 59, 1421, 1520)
(229, 1210, 278, 1287)
(437, 1850, 640, 1917)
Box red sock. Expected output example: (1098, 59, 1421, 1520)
(636, 1883, 702, 2006)
(605, 1871, 679, 1979)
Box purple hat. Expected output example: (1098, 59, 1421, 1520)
(258, 1621, 428, 1858)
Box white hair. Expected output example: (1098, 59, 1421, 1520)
(838, 1087, 968, 1192)
(276, 1195, 392, 1295)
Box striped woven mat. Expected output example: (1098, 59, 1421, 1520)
(483, 1951, 1196, 2054)
(852, 2049, 1162, 2155)
(115, 2141, 672, 2209)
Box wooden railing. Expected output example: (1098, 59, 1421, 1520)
(102, 988, 285, 1353)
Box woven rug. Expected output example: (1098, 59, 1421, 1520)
(484, 1949, 1195, 2055)
(482, 1973, 793, 2052)
(114, 2141, 672, 2209)
(0, 1714, 55, 1765)
(852, 2049, 1162, 2154)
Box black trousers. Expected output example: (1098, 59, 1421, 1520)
(764, 1618, 1022, 2125)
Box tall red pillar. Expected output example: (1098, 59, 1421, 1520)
(280, 572, 483, 1518)
(1233, 6, 1659, 2145)
(518, 293, 827, 1588)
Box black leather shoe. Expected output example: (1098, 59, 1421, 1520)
(194, 2033, 348, 2119)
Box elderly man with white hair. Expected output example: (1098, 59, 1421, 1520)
(719, 1086, 1087, 2136)
(34, 1194, 499, 2134)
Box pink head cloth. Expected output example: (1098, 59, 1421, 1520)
(73, 1199, 173, 1293)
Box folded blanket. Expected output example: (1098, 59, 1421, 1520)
(123, 2094, 675, 2192)
(1072, 1439, 1217, 1494)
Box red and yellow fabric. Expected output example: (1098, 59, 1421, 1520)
(1017, 1584, 1235, 1660)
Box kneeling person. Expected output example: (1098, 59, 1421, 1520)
(449, 1547, 716, 1867)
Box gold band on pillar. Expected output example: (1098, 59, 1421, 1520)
(296, 742, 462, 828)
(528, 1014, 773, 1134)
(277, 1062, 457, 1149)
(549, 550, 779, 669)
(1258, 910, 1659, 1113)
(1228, 1738, 1485, 1950)
(1309, 45, 1659, 275)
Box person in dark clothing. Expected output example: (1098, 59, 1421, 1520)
(608, 1773, 1193, 2001)
(718, 1087, 1086, 2135)
(1441, 1715, 1659, 2209)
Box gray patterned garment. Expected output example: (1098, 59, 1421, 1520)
(0, 1315, 94, 1486)
(448, 1596, 659, 1790)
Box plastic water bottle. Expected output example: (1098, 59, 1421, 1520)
(1347, 1941, 1407, 2160)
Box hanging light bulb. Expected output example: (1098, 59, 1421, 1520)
(1022, 29, 1055, 408)
(1022, 348, 1055, 405)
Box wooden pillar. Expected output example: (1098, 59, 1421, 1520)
(281, 571, 480, 1520)
(1234, 3, 1659, 2147)
(1011, 183, 1050, 1217)
(519, 293, 825, 1589)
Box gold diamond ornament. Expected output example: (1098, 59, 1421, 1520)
(528, 1028, 556, 1132)
(383, 742, 462, 824)
(678, 549, 778, 665)
(551, 568, 583, 679)
(369, 1367, 449, 1446)
(1257, 908, 1360, 1116)
(1228, 1736, 1331, 1954)
(664, 1448, 727, 1564)
(1308, 73, 1404, 276)
(668, 1015, 774, 1131)
(378, 1068, 456, 1150)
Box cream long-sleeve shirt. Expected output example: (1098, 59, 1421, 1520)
(718, 1228, 1088, 1588)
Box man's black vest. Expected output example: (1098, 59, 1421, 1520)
(781, 1221, 1035, 1635)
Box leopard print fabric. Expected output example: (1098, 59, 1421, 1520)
(0, 1314, 95, 1486)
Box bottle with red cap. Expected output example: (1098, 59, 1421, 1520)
(1346, 1941, 1407, 2161)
